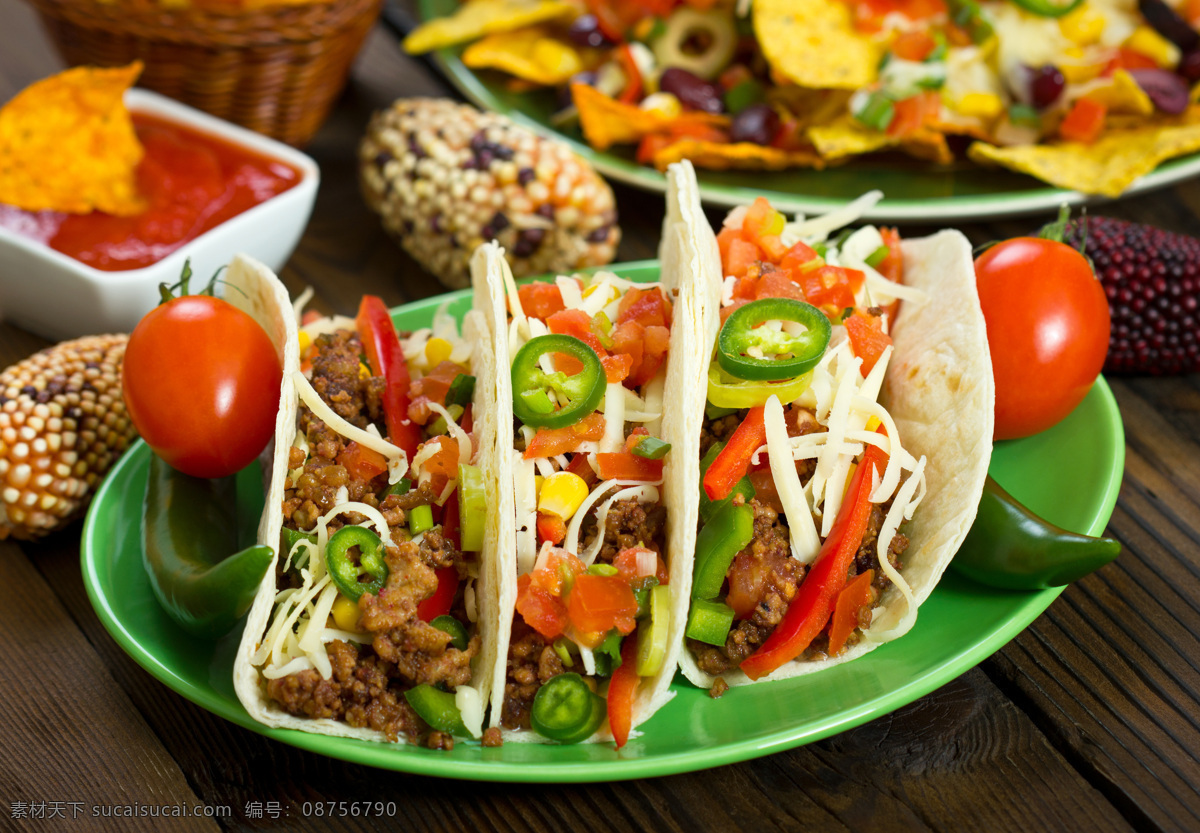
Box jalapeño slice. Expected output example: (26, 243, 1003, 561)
(511, 334, 606, 429)
(531, 672, 607, 743)
(717, 298, 831, 381)
(325, 525, 389, 602)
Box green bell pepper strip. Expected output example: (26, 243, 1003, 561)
(409, 504, 434, 535)
(281, 527, 316, 564)
(692, 501, 756, 600)
(531, 673, 607, 743)
(717, 298, 832, 381)
(457, 463, 486, 552)
(686, 599, 736, 646)
(699, 441, 756, 523)
(952, 476, 1122, 590)
(707, 362, 815, 410)
(404, 684, 470, 735)
(430, 615, 469, 650)
(635, 584, 671, 676)
(142, 453, 273, 638)
(511, 334, 606, 429)
(1008, 0, 1084, 15)
(445, 373, 476, 407)
(325, 525, 389, 602)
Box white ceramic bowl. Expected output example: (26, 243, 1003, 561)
(0, 89, 319, 341)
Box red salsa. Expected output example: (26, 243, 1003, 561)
(0, 112, 301, 271)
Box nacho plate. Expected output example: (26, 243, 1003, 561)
(390, 0, 1200, 221)
(81, 261, 1124, 781)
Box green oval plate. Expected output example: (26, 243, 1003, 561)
(402, 0, 1200, 222)
(81, 262, 1124, 782)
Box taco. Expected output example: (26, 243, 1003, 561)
(233, 277, 504, 747)
(474, 162, 710, 746)
(677, 190, 994, 688)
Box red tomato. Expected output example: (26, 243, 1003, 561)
(123, 294, 282, 478)
(974, 238, 1110, 440)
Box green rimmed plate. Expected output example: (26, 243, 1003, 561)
(398, 0, 1200, 222)
(81, 262, 1124, 782)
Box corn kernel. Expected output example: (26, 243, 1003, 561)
(537, 471, 589, 520)
(332, 595, 361, 632)
(298, 331, 312, 354)
(1059, 6, 1105, 46)
(640, 92, 683, 119)
(1125, 26, 1180, 69)
(425, 337, 454, 366)
(358, 362, 371, 380)
(534, 474, 545, 495)
(865, 416, 882, 432)
(953, 92, 1004, 119)
(1059, 54, 1105, 84)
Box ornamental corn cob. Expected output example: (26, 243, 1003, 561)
(360, 98, 620, 289)
(0, 335, 135, 540)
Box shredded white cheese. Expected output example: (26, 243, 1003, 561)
(764, 396, 821, 564)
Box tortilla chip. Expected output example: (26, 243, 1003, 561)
(572, 83, 727, 151)
(1082, 69, 1154, 116)
(753, 0, 879, 90)
(968, 107, 1200, 197)
(809, 115, 954, 165)
(651, 138, 824, 171)
(403, 0, 575, 54)
(463, 28, 583, 85)
(0, 63, 145, 216)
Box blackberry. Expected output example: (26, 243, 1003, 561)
(1063, 217, 1200, 375)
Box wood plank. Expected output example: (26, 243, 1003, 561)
(0, 543, 217, 831)
(983, 377, 1200, 833)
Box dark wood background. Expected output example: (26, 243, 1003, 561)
(1, 1, 1198, 829)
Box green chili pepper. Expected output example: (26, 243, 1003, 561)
(707, 362, 815, 410)
(635, 584, 671, 676)
(404, 684, 470, 735)
(865, 245, 890, 268)
(1008, 0, 1084, 15)
(281, 527, 316, 563)
(853, 91, 895, 131)
(699, 441, 756, 523)
(686, 599, 736, 646)
(142, 453, 273, 638)
(531, 673, 607, 743)
(445, 373, 476, 407)
(952, 475, 1121, 590)
(511, 334, 606, 429)
(457, 463, 486, 552)
(430, 615, 469, 650)
(385, 477, 412, 497)
(325, 525, 389, 602)
(632, 436, 672, 460)
(718, 298, 832, 381)
(692, 501, 755, 600)
(725, 79, 765, 114)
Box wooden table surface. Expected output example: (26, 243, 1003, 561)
(2, 2, 1199, 830)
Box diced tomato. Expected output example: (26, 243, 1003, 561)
(602, 353, 633, 383)
(717, 226, 745, 265)
(780, 240, 820, 274)
(719, 298, 752, 324)
(611, 320, 645, 384)
(596, 451, 664, 481)
(1106, 47, 1158, 74)
(852, 0, 946, 31)
(407, 360, 464, 425)
(1059, 98, 1107, 144)
(422, 435, 461, 479)
(828, 569, 875, 655)
(718, 63, 754, 91)
(747, 468, 784, 514)
(416, 568, 458, 621)
(516, 573, 569, 640)
(742, 196, 784, 239)
(724, 237, 761, 278)
(629, 324, 669, 387)
(623, 426, 650, 452)
(770, 115, 807, 151)
(301, 310, 324, 326)
(800, 265, 861, 311)
(876, 228, 903, 283)
(537, 511, 567, 545)
(1187, 0, 1200, 24)
(844, 310, 893, 377)
(607, 637, 639, 748)
(547, 309, 607, 356)
(519, 281, 567, 321)
(613, 546, 662, 583)
(637, 133, 674, 166)
(567, 573, 638, 635)
(525, 412, 607, 458)
(617, 287, 672, 329)
(755, 269, 806, 302)
(336, 441, 388, 482)
(887, 91, 940, 137)
(891, 30, 937, 61)
(616, 43, 644, 104)
(565, 452, 599, 486)
(530, 549, 586, 597)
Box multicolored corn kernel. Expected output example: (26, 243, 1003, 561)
(360, 98, 620, 289)
(0, 334, 135, 540)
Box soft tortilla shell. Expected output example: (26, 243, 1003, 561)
(679, 229, 993, 688)
(232, 259, 502, 742)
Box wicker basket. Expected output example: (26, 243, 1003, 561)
(25, 0, 383, 147)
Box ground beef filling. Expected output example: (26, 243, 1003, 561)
(689, 406, 910, 675)
(268, 328, 479, 743)
(501, 620, 566, 731)
(580, 496, 667, 565)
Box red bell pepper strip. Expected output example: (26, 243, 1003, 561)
(702, 406, 767, 501)
(739, 430, 890, 680)
(827, 569, 875, 655)
(607, 636, 640, 748)
(417, 568, 459, 621)
(355, 296, 422, 460)
(596, 451, 663, 481)
(616, 44, 644, 105)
